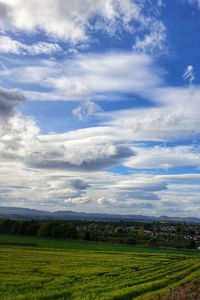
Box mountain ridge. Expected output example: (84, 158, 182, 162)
(0, 206, 200, 223)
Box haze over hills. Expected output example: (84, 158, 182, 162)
(0, 206, 200, 223)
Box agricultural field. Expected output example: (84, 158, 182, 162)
(0, 235, 200, 300)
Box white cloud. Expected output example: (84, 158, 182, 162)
(111, 177, 167, 192)
(108, 177, 167, 202)
(182, 65, 195, 84)
(0, 35, 23, 54)
(0, 88, 134, 173)
(97, 197, 155, 209)
(0, 139, 199, 214)
(0, 0, 166, 51)
(26, 42, 62, 55)
(0, 48, 200, 215)
(0, 35, 62, 55)
(0, 0, 137, 41)
(103, 85, 200, 142)
(64, 196, 91, 205)
(97, 197, 117, 206)
(158, 173, 200, 181)
(25, 140, 134, 172)
(62, 188, 78, 195)
(133, 20, 167, 54)
(125, 145, 200, 169)
(0, 114, 40, 163)
(72, 100, 102, 120)
(2, 53, 200, 145)
(0, 52, 162, 101)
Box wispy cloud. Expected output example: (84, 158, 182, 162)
(64, 196, 91, 205)
(125, 145, 200, 169)
(0, 35, 62, 55)
(133, 20, 167, 54)
(0, 0, 166, 52)
(183, 0, 200, 9)
(182, 65, 195, 85)
(0, 1, 199, 216)
(72, 100, 102, 121)
(0, 52, 163, 101)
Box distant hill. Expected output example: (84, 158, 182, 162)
(0, 206, 52, 219)
(0, 206, 200, 223)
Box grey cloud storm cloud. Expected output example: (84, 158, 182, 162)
(69, 179, 90, 190)
(26, 145, 135, 172)
(0, 87, 25, 118)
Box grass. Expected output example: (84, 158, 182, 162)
(0, 234, 199, 256)
(0, 235, 200, 300)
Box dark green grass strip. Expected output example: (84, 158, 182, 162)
(1, 234, 199, 256)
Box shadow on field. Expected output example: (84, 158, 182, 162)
(0, 242, 38, 247)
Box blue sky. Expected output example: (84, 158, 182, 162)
(0, 0, 200, 216)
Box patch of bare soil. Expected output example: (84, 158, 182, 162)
(155, 280, 200, 300)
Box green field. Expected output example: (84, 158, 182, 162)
(0, 235, 200, 300)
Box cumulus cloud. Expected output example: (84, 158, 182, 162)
(72, 100, 102, 120)
(0, 114, 40, 163)
(0, 144, 199, 213)
(26, 143, 134, 172)
(0, 35, 62, 55)
(0, 0, 166, 52)
(1, 66, 200, 213)
(0, 40, 199, 214)
(0, 87, 136, 176)
(0, 0, 137, 41)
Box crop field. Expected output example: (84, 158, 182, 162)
(0, 235, 200, 300)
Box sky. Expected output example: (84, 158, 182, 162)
(0, 0, 200, 216)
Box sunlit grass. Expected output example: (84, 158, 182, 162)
(0, 235, 200, 299)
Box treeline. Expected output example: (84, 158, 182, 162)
(0, 218, 199, 249)
(0, 219, 77, 239)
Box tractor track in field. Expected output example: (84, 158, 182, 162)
(156, 279, 200, 300)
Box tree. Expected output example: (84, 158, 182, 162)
(148, 236, 158, 246)
(126, 237, 137, 245)
(37, 222, 52, 238)
(188, 239, 196, 249)
(84, 231, 91, 241)
(138, 226, 144, 239)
